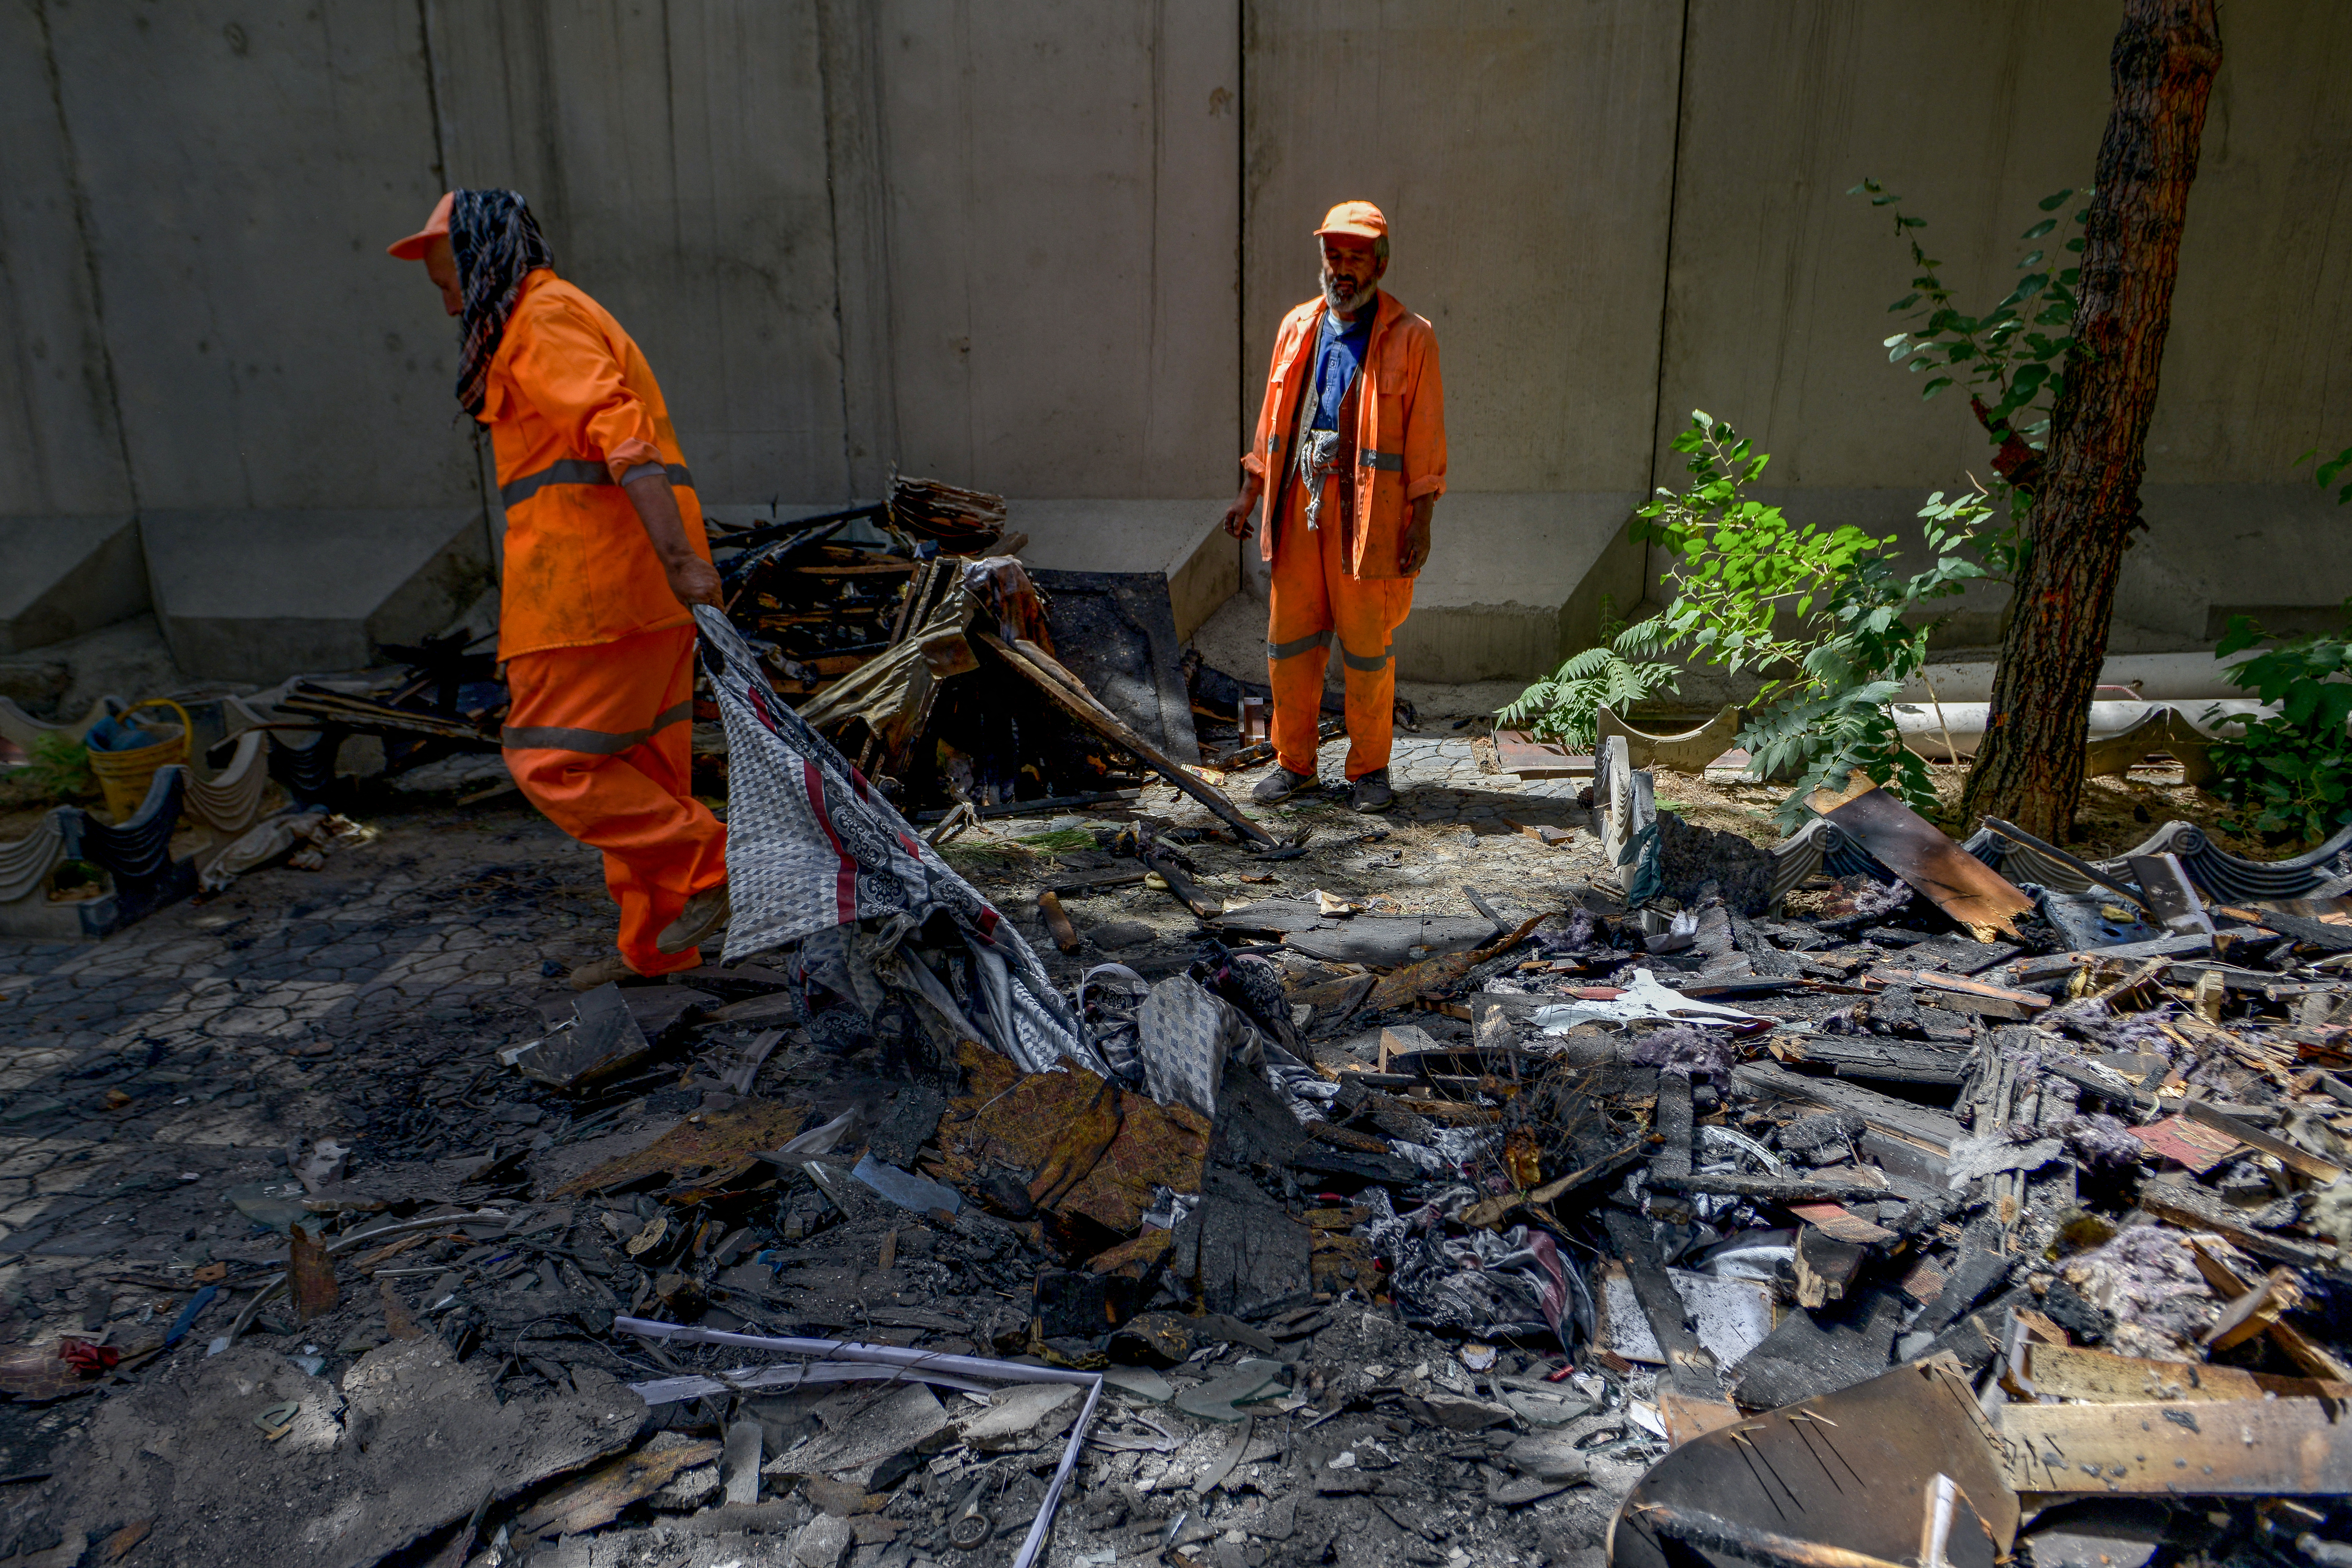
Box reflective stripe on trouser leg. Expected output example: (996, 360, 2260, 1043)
(1314, 479, 1412, 779)
(501, 624, 727, 975)
(1337, 596, 1408, 779)
(1267, 477, 1336, 776)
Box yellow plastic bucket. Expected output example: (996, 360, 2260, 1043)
(86, 698, 191, 822)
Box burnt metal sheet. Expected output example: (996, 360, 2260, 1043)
(1814, 782, 2035, 940)
(1213, 898, 1501, 966)
(2126, 852, 2215, 936)
(1283, 915, 1500, 967)
(1994, 1398, 2352, 1495)
(1032, 569, 1199, 760)
(1612, 1358, 2017, 1568)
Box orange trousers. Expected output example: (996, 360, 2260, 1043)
(1267, 473, 1414, 780)
(503, 623, 727, 977)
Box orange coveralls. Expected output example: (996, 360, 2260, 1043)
(1243, 289, 1446, 780)
(485, 269, 725, 976)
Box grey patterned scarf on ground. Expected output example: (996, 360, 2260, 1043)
(449, 188, 555, 416)
(693, 605, 1098, 1077)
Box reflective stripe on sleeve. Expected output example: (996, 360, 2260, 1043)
(500, 459, 696, 509)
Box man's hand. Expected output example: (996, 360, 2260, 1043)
(664, 555, 723, 608)
(1221, 475, 1264, 540)
(1398, 494, 1436, 575)
(622, 468, 722, 608)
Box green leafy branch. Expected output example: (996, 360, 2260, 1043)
(1741, 488, 1990, 828)
(1499, 415, 1993, 832)
(1849, 178, 2088, 562)
(22, 732, 95, 801)
(1637, 415, 1989, 828)
(1628, 412, 1891, 706)
(2296, 443, 2352, 506)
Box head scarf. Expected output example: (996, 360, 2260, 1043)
(448, 189, 554, 416)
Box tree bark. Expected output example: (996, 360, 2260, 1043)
(1958, 0, 2220, 840)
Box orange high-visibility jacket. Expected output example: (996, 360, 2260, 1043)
(479, 269, 711, 660)
(1242, 289, 1446, 579)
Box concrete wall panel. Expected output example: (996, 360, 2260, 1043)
(863, 0, 1241, 500)
(42, 0, 470, 512)
(1656, 0, 2352, 499)
(425, 0, 849, 505)
(6, 1, 2351, 684)
(0, 1, 133, 523)
(1656, 1, 2114, 495)
(2146, 4, 2352, 481)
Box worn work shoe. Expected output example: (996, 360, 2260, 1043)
(1250, 766, 1319, 805)
(656, 884, 732, 956)
(1349, 769, 1397, 814)
(568, 953, 638, 992)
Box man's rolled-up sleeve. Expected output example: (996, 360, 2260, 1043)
(1242, 331, 1289, 480)
(505, 301, 665, 482)
(1404, 331, 1447, 503)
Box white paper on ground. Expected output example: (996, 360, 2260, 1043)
(1529, 968, 1761, 1031)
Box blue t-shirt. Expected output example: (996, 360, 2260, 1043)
(1309, 309, 1373, 432)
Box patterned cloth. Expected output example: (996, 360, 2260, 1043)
(1078, 961, 1332, 1124)
(449, 189, 556, 416)
(694, 605, 1098, 1077)
(1366, 1188, 1575, 1346)
(1135, 974, 1248, 1119)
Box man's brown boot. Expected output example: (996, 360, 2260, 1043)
(568, 953, 638, 991)
(1250, 766, 1319, 805)
(656, 884, 732, 956)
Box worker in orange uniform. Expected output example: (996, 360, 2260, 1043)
(389, 190, 730, 989)
(1222, 201, 1445, 814)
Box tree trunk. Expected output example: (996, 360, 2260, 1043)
(1958, 0, 2220, 841)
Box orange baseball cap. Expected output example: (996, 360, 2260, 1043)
(1314, 201, 1388, 242)
(386, 192, 455, 260)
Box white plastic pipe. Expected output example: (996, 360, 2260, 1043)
(1888, 698, 2271, 760)
(1897, 649, 2263, 704)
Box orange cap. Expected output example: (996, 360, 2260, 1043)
(386, 192, 455, 260)
(1314, 201, 1388, 242)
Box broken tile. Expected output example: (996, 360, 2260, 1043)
(954, 1382, 1082, 1451)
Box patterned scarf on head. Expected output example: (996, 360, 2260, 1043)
(448, 189, 555, 416)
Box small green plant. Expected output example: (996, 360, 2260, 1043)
(1738, 489, 1991, 827)
(1630, 415, 1891, 699)
(1012, 827, 1096, 852)
(1632, 413, 1990, 828)
(22, 731, 96, 801)
(1495, 596, 1679, 751)
(2202, 610, 2352, 843)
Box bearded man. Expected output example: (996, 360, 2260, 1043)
(1221, 200, 1446, 813)
(388, 190, 730, 988)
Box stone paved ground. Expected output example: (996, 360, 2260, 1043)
(0, 737, 1603, 1482)
(0, 800, 628, 1476)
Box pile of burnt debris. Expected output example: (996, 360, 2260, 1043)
(265, 472, 1304, 829)
(11, 689, 2352, 1568)
(2, 470, 1305, 947)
